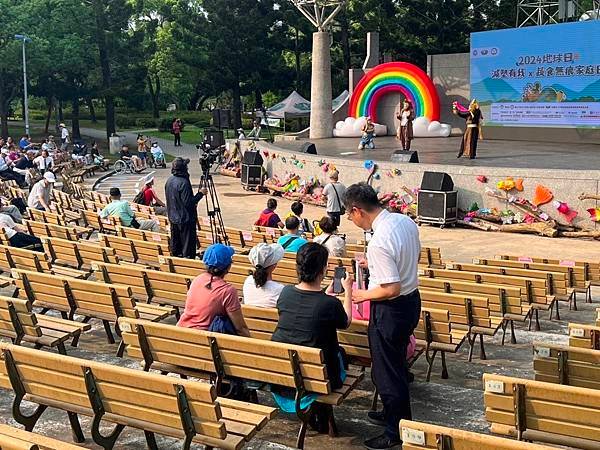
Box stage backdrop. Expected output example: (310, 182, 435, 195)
(470, 21, 600, 129)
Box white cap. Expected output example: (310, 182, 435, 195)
(144, 175, 154, 185)
(59, 123, 66, 127)
(43, 172, 56, 183)
(248, 243, 285, 268)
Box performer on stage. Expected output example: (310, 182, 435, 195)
(453, 99, 483, 159)
(358, 117, 376, 150)
(396, 100, 414, 150)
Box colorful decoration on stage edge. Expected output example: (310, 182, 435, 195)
(532, 185, 553, 206)
(496, 177, 524, 192)
(553, 201, 578, 223)
(587, 208, 600, 222)
(476, 175, 488, 183)
(349, 62, 440, 122)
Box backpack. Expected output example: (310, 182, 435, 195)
(255, 210, 276, 227)
(132, 189, 145, 205)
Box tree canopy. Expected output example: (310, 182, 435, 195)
(0, 0, 519, 138)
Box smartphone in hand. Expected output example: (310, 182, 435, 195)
(333, 267, 346, 294)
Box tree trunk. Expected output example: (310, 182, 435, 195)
(86, 97, 97, 122)
(44, 96, 53, 134)
(254, 89, 263, 112)
(147, 74, 160, 119)
(339, 12, 351, 85)
(0, 74, 9, 139)
(71, 97, 81, 140)
(91, 0, 116, 139)
(231, 81, 242, 129)
(294, 27, 301, 91)
(58, 100, 64, 122)
(197, 94, 209, 111)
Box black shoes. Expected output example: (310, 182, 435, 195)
(364, 433, 401, 450)
(367, 410, 386, 427)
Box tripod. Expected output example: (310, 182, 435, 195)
(199, 169, 229, 246)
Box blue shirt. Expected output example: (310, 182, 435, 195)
(277, 234, 308, 253)
(19, 138, 30, 150)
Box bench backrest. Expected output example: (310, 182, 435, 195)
(0, 244, 51, 275)
(117, 225, 170, 246)
(495, 255, 587, 287)
(42, 236, 118, 269)
(27, 208, 66, 226)
(418, 275, 525, 318)
(0, 423, 85, 450)
(118, 317, 330, 393)
(533, 342, 600, 390)
(0, 296, 41, 342)
(419, 289, 492, 330)
(0, 343, 227, 443)
(99, 234, 169, 264)
(93, 262, 192, 306)
(483, 373, 600, 445)
(419, 247, 444, 267)
(23, 219, 79, 241)
(159, 255, 203, 277)
(568, 323, 600, 350)
(399, 420, 554, 450)
(12, 269, 137, 320)
(498, 254, 600, 284)
(83, 210, 120, 234)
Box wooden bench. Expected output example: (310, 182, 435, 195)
(241, 304, 466, 382)
(438, 265, 554, 330)
(399, 420, 555, 450)
(42, 236, 118, 271)
(498, 254, 597, 298)
(82, 209, 120, 234)
(419, 247, 444, 268)
(98, 233, 170, 266)
(0, 423, 85, 450)
(118, 316, 360, 448)
(597, 308, 600, 326)
(466, 259, 570, 318)
(418, 273, 529, 345)
(159, 254, 204, 276)
(0, 343, 276, 450)
(0, 296, 90, 354)
(92, 261, 192, 316)
(419, 289, 498, 361)
(568, 322, 600, 350)
(11, 269, 175, 353)
(0, 244, 88, 280)
(117, 225, 170, 246)
(28, 207, 69, 226)
(483, 373, 600, 448)
(533, 342, 600, 390)
(22, 219, 91, 240)
(252, 225, 284, 242)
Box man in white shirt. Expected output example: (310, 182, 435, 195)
(345, 182, 421, 450)
(59, 123, 69, 151)
(0, 213, 42, 249)
(27, 171, 55, 211)
(34, 149, 53, 174)
(322, 170, 346, 227)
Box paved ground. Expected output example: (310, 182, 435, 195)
(0, 165, 598, 449)
(273, 135, 600, 170)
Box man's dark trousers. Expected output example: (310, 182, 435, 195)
(169, 221, 198, 259)
(368, 290, 421, 440)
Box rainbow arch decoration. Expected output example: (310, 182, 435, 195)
(349, 62, 440, 123)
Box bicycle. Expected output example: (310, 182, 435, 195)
(112, 157, 144, 175)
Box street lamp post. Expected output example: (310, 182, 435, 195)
(14, 34, 31, 136)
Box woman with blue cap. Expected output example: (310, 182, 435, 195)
(177, 243, 250, 336)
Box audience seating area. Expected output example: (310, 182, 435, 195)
(0, 180, 598, 449)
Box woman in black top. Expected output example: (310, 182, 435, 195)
(271, 243, 353, 389)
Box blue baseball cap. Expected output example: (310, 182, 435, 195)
(202, 244, 235, 270)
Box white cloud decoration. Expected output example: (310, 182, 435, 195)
(333, 117, 387, 137)
(412, 117, 452, 137)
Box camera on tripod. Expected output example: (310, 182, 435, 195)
(197, 144, 224, 173)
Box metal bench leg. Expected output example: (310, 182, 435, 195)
(467, 334, 476, 362)
(57, 342, 67, 355)
(553, 300, 560, 321)
(510, 320, 517, 344)
(440, 351, 448, 379)
(479, 334, 487, 360)
(296, 420, 309, 449)
(115, 341, 125, 358)
(71, 332, 81, 348)
(102, 320, 115, 344)
(325, 405, 338, 438)
(501, 321, 507, 346)
(144, 431, 158, 450)
(425, 349, 438, 382)
(571, 292, 577, 311)
(67, 412, 85, 443)
(370, 388, 379, 412)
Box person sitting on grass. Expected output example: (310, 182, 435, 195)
(177, 243, 250, 336)
(243, 243, 285, 308)
(254, 198, 284, 228)
(270, 242, 353, 431)
(313, 216, 346, 257)
(100, 187, 159, 231)
(277, 216, 308, 252)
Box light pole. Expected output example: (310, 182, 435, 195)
(14, 34, 31, 136)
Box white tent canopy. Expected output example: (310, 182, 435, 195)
(263, 90, 311, 119)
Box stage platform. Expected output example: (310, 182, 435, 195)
(272, 136, 600, 170)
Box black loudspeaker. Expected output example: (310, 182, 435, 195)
(242, 150, 264, 166)
(212, 109, 232, 129)
(241, 165, 262, 187)
(390, 150, 419, 163)
(421, 171, 454, 192)
(417, 190, 458, 225)
(203, 129, 225, 148)
(300, 142, 317, 155)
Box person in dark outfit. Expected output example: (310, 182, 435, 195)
(453, 99, 483, 159)
(344, 183, 421, 450)
(164, 157, 207, 258)
(271, 243, 353, 432)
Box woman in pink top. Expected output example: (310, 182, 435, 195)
(177, 243, 250, 336)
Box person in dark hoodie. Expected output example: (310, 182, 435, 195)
(165, 157, 208, 258)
